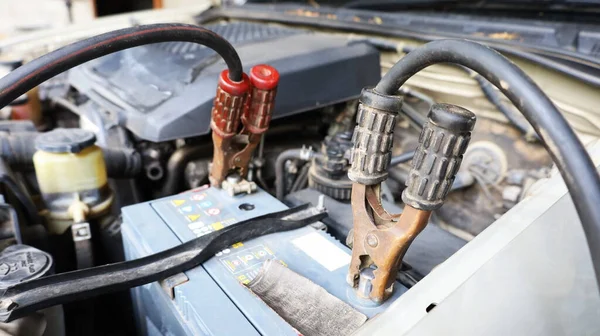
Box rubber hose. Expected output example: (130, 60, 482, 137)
(102, 147, 142, 179)
(0, 133, 37, 169)
(400, 104, 426, 128)
(275, 149, 305, 200)
(390, 150, 415, 166)
(402, 45, 535, 138)
(0, 23, 243, 109)
(160, 145, 212, 197)
(275, 149, 326, 200)
(376, 39, 600, 288)
(0, 157, 40, 226)
(472, 74, 537, 140)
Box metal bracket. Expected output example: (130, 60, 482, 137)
(71, 222, 92, 242)
(160, 273, 190, 300)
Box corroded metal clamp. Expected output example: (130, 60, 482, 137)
(209, 65, 280, 187)
(347, 88, 476, 303)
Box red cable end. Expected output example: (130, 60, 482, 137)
(218, 70, 251, 95)
(249, 64, 280, 90)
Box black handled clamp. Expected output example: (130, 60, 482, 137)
(347, 88, 476, 303)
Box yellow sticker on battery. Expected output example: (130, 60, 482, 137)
(186, 214, 201, 222)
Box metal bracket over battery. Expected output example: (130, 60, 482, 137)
(0, 203, 326, 323)
(209, 65, 280, 196)
(347, 88, 476, 303)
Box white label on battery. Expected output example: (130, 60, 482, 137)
(292, 232, 350, 271)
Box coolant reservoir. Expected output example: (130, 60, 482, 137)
(33, 129, 113, 234)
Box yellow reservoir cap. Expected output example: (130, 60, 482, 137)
(33, 129, 108, 194)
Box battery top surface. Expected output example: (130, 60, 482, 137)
(123, 186, 404, 335)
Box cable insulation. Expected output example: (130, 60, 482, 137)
(377, 39, 600, 287)
(0, 23, 243, 109)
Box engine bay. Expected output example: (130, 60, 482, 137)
(0, 4, 598, 336)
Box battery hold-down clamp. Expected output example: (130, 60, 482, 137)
(209, 64, 280, 196)
(347, 88, 476, 303)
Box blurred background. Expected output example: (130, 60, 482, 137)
(0, 0, 205, 38)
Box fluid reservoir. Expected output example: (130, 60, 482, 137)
(33, 129, 113, 234)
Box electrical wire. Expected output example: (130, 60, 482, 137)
(377, 39, 600, 288)
(400, 103, 426, 129)
(400, 87, 435, 106)
(400, 45, 537, 139)
(390, 150, 416, 166)
(470, 71, 537, 140)
(0, 23, 243, 109)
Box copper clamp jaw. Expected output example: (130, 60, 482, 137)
(347, 88, 476, 303)
(209, 65, 280, 188)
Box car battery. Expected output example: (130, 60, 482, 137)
(121, 186, 405, 335)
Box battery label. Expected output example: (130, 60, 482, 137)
(292, 231, 350, 271)
(162, 189, 240, 238)
(218, 245, 278, 283)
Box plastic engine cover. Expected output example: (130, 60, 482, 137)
(121, 187, 404, 335)
(69, 22, 381, 142)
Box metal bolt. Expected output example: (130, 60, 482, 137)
(226, 173, 241, 185)
(366, 234, 378, 247)
(317, 195, 325, 212)
(357, 268, 376, 299)
(77, 229, 88, 237)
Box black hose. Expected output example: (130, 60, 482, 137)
(102, 148, 142, 179)
(390, 151, 415, 166)
(377, 39, 600, 287)
(160, 144, 212, 197)
(275, 149, 305, 200)
(0, 23, 243, 109)
(401, 88, 435, 107)
(400, 104, 426, 128)
(0, 133, 37, 169)
(275, 149, 325, 200)
(0, 204, 21, 244)
(0, 158, 40, 226)
(471, 73, 537, 140)
(401, 45, 536, 139)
